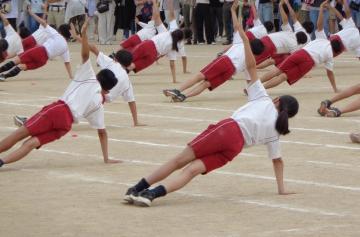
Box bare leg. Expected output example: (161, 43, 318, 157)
(145, 146, 196, 185)
(256, 58, 275, 69)
(330, 84, 360, 104)
(337, 98, 360, 115)
(161, 159, 206, 193)
(2, 137, 40, 164)
(0, 126, 30, 153)
(264, 73, 288, 89)
(184, 80, 211, 98)
(260, 67, 282, 83)
(178, 73, 206, 91)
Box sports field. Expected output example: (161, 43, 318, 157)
(0, 43, 359, 237)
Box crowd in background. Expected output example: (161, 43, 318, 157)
(0, 0, 359, 45)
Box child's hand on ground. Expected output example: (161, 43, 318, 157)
(104, 158, 122, 164)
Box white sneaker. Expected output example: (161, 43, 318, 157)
(13, 115, 27, 127)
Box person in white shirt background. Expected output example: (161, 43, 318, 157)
(65, 0, 86, 35)
(124, 1, 299, 207)
(97, 0, 115, 44)
(25, 0, 45, 32)
(0, 20, 120, 169)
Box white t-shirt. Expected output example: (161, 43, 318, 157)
(282, 21, 311, 44)
(137, 20, 157, 41)
(97, 52, 135, 103)
(32, 25, 50, 45)
(42, 25, 70, 62)
(335, 19, 360, 57)
(5, 25, 24, 56)
(231, 80, 281, 159)
(61, 59, 105, 129)
(268, 31, 298, 54)
(303, 30, 334, 71)
(248, 19, 268, 39)
(224, 32, 246, 75)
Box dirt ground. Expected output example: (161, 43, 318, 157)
(1, 42, 360, 237)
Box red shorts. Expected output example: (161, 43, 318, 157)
(132, 40, 158, 73)
(255, 36, 276, 65)
(200, 55, 236, 90)
(25, 100, 73, 146)
(329, 34, 345, 57)
(189, 118, 244, 174)
(19, 46, 49, 70)
(120, 34, 142, 52)
(22, 36, 37, 51)
(278, 49, 315, 85)
(245, 31, 256, 41)
(272, 53, 290, 67)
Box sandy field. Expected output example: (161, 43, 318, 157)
(0, 42, 360, 237)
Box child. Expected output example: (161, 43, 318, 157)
(162, 0, 251, 102)
(0, 8, 72, 81)
(124, 1, 299, 207)
(260, 1, 342, 92)
(0, 20, 119, 168)
(0, 12, 24, 62)
(127, 0, 192, 83)
(245, 3, 274, 41)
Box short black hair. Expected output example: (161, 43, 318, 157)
(295, 31, 308, 44)
(302, 21, 314, 34)
(19, 26, 31, 39)
(58, 24, 71, 40)
(0, 39, 9, 51)
(97, 69, 118, 91)
(264, 21, 274, 33)
(250, 39, 265, 55)
(114, 50, 133, 67)
(330, 39, 343, 56)
(182, 28, 192, 40)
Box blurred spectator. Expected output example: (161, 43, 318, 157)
(258, 0, 273, 24)
(222, 0, 236, 45)
(26, 0, 45, 32)
(298, 0, 311, 24)
(309, 0, 329, 38)
(97, 0, 115, 44)
(87, 0, 98, 39)
(273, 0, 281, 31)
(115, 0, 136, 39)
(46, 0, 66, 28)
(195, 0, 213, 44)
(65, 0, 86, 35)
(162, 0, 180, 24)
(349, 0, 360, 29)
(5, 0, 19, 29)
(210, 0, 223, 41)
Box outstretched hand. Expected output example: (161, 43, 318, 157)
(80, 16, 90, 36)
(320, 1, 329, 8)
(231, 0, 239, 11)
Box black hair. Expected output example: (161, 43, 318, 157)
(171, 29, 185, 52)
(330, 39, 343, 56)
(58, 24, 71, 40)
(96, 69, 118, 91)
(295, 31, 308, 44)
(302, 21, 314, 34)
(182, 28, 193, 40)
(19, 26, 31, 39)
(114, 49, 133, 67)
(275, 95, 299, 135)
(250, 39, 265, 55)
(282, 3, 290, 15)
(264, 21, 274, 33)
(0, 39, 9, 52)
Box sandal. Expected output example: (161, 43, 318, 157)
(325, 107, 342, 117)
(317, 99, 332, 116)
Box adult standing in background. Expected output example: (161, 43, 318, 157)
(116, 0, 136, 39)
(309, 0, 329, 38)
(5, 0, 20, 30)
(182, 0, 196, 44)
(258, 0, 273, 24)
(195, 0, 213, 44)
(222, 0, 235, 45)
(65, 0, 86, 35)
(26, 0, 45, 32)
(87, 0, 98, 40)
(349, 0, 360, 29)
(210, 0, 223, 41)
(97, 0, 115, 44)
(46, 0, 66, 28)
(162, 0, 180, 24)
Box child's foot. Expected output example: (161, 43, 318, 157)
(163, 89, 180, 97)
(318, 100, 332, 116)
(172, 93, 187, 102)
(123, 187, 138, 204)
(13, 115, 27, 127)
(133, 189, 155, 207)
(325, 107, 341, 117)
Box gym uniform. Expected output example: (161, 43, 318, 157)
(4, 24, 24, 58)
(131, 20, 186, 72)
(22, 25, 50, 51)
(96, 52, 135, 103)
(189, 80, 281, 173)
(25, 60, 106, 146)
(279, 30, 333, 85)
(120, 20, 157, 52)
(200, 32, 249, 90)
(19, 25, 70, 70)
(245, 19, 268, 40)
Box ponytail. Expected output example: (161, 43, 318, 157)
(275, 95, 299, 135)
(171, 29, 184, 52)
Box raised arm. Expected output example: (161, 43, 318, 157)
(279, 0, 289, 25)
(167, 0, 175, 22)
(251, 2, 259, 20)
(342, 0, 351, 19)
(328, 4, 344, 22)
(28, 7, 47, 27)
(231, 0, 240, 32)
(152, 0, 162, 26)
(317, 1, 328, 32)
(80, 18, 90, 63)
(284, 0, 298, 23)
(0, 12, 9, 26)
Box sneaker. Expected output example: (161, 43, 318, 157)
(172, 93, 187, 102)
(211, 41, 216, 45)
(123, 187, 138, 204)
(163, 89, 180, 97)
(318, 99, 332, 116)
(133, 189, 155, 207)
(13, 115, 27, 127)
(222, 41, 232, 45)
(198, 42, 205, 45)
(0, 74, 6, 82)
(350, 133, 360, 143)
